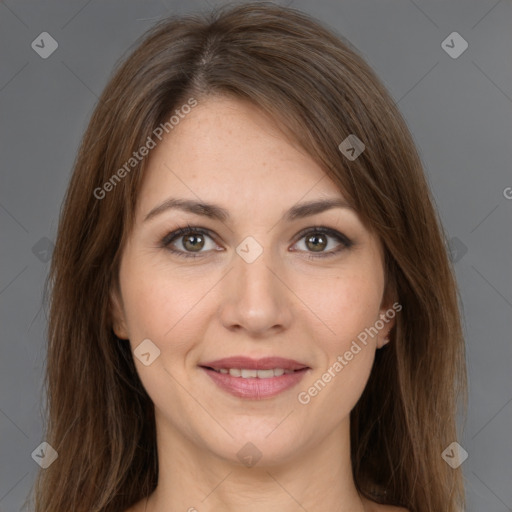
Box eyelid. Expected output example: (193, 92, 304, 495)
(160, 224, 353, 259)
(160, 224, 214, 248)
(291, 225, 353, 249)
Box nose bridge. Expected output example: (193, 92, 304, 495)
(219, 238, 291, 333)
(238, 245, 277, 293)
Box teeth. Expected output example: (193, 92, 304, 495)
(255, 369, 274, 378)
(241, 369, 258, 378)
(213, 368, 296, 378)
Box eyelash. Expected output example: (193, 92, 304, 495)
(159, 224, 354, 260)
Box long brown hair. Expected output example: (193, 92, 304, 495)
(30, 3, 467, 511)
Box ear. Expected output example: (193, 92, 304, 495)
(110, 286, 129, 340)
(376, 280, 400, 349)
(376, 301, 397, 349)
(376, 266, 400, 348)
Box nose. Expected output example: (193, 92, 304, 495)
(218, 245, 293, 337)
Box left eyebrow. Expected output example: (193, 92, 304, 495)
(284, 198, 354, 221)
(143, 197, 354, 224)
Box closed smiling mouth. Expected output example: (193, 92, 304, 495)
(204, 367, 300, 378)
(198, 356, 311, 399)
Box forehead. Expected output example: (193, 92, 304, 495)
(136, 96, 349, 222)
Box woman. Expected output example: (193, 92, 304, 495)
(31, 3, 467, 511)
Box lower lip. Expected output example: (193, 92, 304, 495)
(201, 367, 309, 399)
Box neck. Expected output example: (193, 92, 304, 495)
(145, 410, 367, 512)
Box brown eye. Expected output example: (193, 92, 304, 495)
(305, 233, 328, 252)
(182, 233, 205, 252)
(161, 226, 217, 259)
(292, 227, 353, 259)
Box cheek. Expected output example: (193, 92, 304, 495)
(335, 282, 382, 343)
(118, 262, 206, 405)
(298, 264, 384, 349)
(119, 257, 214, 352)
(295, 262, 383, 407)
(297, 282, 379, 417)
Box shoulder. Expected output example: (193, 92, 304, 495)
(372, 504, 410, 512)
(122, 500, 145, 512)
(361, 497, 410, 512)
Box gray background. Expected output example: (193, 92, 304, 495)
(1, 0, 511, 510)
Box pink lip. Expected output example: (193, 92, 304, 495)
(199, 356, 310, 400)
(200, 356, 308, 371)
(201, 367, 309, 399)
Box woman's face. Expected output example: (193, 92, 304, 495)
(111, 96, 395, 466)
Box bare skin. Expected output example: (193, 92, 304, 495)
(113, 96, 407, 512)
(126, 495, 409, 512)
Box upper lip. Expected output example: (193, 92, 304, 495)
(200, 356, 309, 371)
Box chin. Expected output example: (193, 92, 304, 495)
(201, 421, 310, 468)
